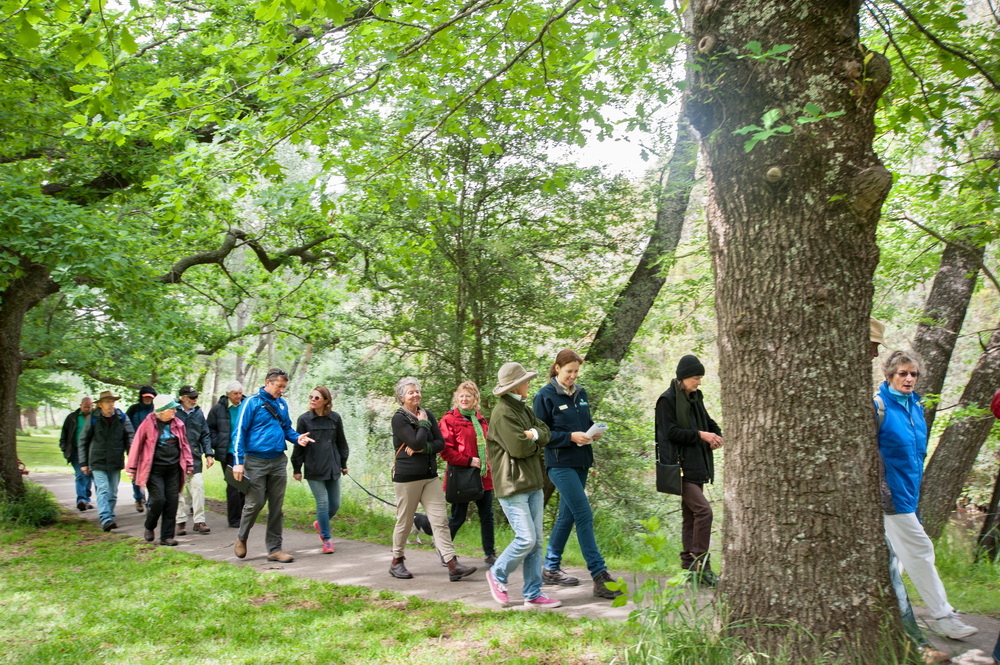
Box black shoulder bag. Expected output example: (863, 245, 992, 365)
(655, 442, 683, 495)
(445, 465, 484, 503)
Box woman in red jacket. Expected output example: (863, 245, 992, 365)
(439, 381, 496, 564)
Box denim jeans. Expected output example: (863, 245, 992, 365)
(307, 477, 342, 540)
(494, 489, 544, 601)
(992, 629, 999, 664)
(91, 469, 120, 526)
(132, 482, 145, 503)
(71, 461, 92, 504)
(449, 489, 495, 556)
(545, 466, 606, 578)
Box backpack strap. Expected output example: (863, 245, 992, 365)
(873, 394, 886, 430)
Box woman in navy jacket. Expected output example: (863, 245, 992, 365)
(532, 349, 620, 600)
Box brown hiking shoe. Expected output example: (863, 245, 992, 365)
(389, 557, 413, 579)
(175, 522, 187, 536)
(234, 539, 247, 558)
(266, 551, 294, 563)
(193, 522, 211, 534)
(542, 567, 579, 586)
(593, 570, 623, 599)
(447, 557, 477, 582)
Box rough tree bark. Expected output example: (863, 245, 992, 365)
(977, 462, 1000, 562)
(919, 324, 1000, 540)
(688, 0, 900, 659)
(585, 118, 699, 381)
(912, 238, 985, 432)
(0, 262, 59, 499)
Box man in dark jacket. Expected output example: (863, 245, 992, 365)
(207, 381, 245, 528)
(60, 396, 94, 511)
(175, 385, 215, 535)
(81, 390, 135, 531)
(125, 385, 157, 512)
(654, 354, 723, 586)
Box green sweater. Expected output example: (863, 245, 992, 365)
(486, 393, 551, 498)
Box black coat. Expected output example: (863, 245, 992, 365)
(59, 409, 87, 463)
(206, 395, 234, 459)
(292, 410, 350, 480)
(176, 405, 213, 473)
(391, 408, 444, 483)
(80, 409, 135, 472)
(654, 382, 721, 484)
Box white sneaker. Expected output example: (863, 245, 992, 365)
(927, 612, 978, 640)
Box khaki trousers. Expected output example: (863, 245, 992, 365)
(392, 477, 455, 560)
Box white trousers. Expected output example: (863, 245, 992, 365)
(884, 513, 953, 618)
(176, 472, 206, 524)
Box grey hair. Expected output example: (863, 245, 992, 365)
(225, 381, 244, 394)
(394, 377, 421, 404)
(883, 349, 924, 381)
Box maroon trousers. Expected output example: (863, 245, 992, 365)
(680, 481, 713, 570)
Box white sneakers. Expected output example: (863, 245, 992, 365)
(926, 612, 978, 640)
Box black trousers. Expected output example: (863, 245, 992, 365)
(448, 489, 496, 557)
(223, 452, 247, 527)
(145, 463, 181, 539)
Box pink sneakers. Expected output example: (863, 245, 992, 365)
(524, 593, 562, 609)
(486, 569, 508, 606)
(322, 539, 335, 554)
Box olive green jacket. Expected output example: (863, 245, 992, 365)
(486, 393, 551, 498)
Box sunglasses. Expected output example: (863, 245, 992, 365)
(309, 395, 323, 400)
(895, 371, 919, 378)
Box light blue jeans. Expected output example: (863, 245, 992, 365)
(546, 466, 606, 578)
(493, 489, 544, 601)
(71, 461, 92, 504)
(307, 477, 342, 540)
(90, 469, 120, 526)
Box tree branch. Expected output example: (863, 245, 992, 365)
(893, 215, 1000, 294)
(158, 229, 248, 283)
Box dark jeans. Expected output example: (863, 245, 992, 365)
(448, 489, 495, 556)
(145, 463, 181, 540)
(71, 460, 92, 504)
(223, 452, 246, 527)
(237, 453, 287, 554)
(993, 629, 999, 664)
(680, 481, 713, 570)
(546, 466, 606, 578)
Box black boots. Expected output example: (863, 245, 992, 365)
(688, 554, 719, 588)
(447, 557, 477, 582)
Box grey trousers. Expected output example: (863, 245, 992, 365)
(237, 453, 287, 554)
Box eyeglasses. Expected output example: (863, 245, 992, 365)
(895, 371, 919, 378)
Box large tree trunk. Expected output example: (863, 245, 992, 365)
(919, 325, 1000, 539)
(586, 118, 698, 381)
(912, 238, 985, 432)
(688, 1, 899, 659)
(0, 261, 59, 499)
(977, 462, 1000, 562)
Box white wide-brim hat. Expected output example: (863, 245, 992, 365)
(493, 362, 539, 396)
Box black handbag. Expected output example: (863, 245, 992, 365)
(655, 443, 683, 495)
(445, 464, 484, 503)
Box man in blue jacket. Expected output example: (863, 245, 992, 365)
(231, 368, 313, 563)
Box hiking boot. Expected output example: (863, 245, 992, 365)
(234, 539, 247, 558)
(524, 593, 562, 609)
(447, 557, 477, 581)
(193, 522, 211, 534)
(486, 569, 508, 606)
(160, 538, 178, 546)
(143, 529, 155, 542)
(593, 570, 623, 599)
(266, 551, 294, 563)
(542, 567, 579, 586)
(390, 557, 413, 579)
(927, 612, 978, 640)
(175, 522, 187, 536)
(102, 521, 114, 532)
(322, 539, 335, 554)
(77, 501, 87, 512)
(135, 500, 144, 513)
(484, 554, 497, 565)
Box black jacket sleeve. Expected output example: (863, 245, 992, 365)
(291, 413, 308, 474)
(333, 412, 349, 468)
(654, 391, 701, 447)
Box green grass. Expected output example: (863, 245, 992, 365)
(0, 517, 631, 664)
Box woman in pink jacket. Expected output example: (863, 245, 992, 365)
(439, 381, 496, 564)
(127, 398, 194, 546)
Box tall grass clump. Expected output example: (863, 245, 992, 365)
(0, 482, 61, 526)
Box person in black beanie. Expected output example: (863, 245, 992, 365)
(654, 354, 723, 586)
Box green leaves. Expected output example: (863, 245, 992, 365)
(741, 41, 793, 62)
(732, 109, 792, 153)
